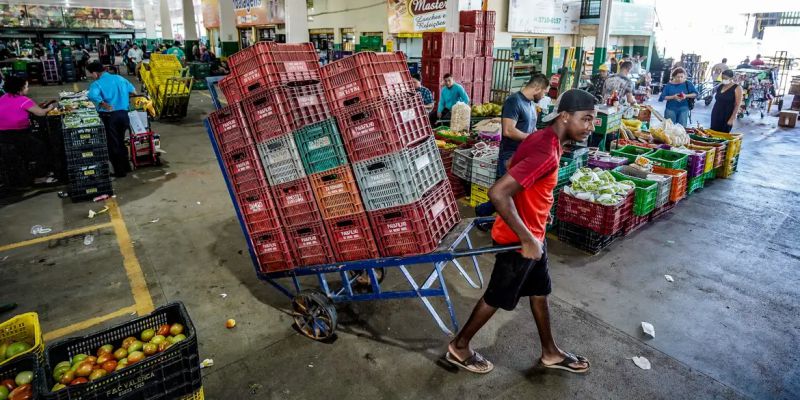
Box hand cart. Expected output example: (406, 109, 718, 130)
(128, 95, 161, 169)
(42, 59, 60, 85)
(204, 76, 518, 340)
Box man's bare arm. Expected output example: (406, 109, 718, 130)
(488, 174, 543, 260)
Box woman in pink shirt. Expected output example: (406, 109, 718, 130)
(0, 76, 58, 185)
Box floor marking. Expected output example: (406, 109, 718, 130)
(0, 222, 114, 252)
(107, 198, 155, 316)
(43, 305, 137, 341)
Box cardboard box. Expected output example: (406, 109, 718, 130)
(779, 110, 798, 128)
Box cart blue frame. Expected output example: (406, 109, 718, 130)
(204, 76, 518, 336)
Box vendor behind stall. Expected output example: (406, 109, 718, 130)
(0, 76, 58, 185)
(432, 73, 469, 124)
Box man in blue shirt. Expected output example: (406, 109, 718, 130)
(475, 74, 549, 219)
(87, 61, 136, 178)
(414, 78, 434, 114)
(165, 41, 186, 64)
(431, 73, 469, 123)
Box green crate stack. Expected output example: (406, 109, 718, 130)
(687, 175, 705, 194)
(548, 157, 579, 231)
(294, 119, 348, 175)
(610, 171, 658, 216)
(611, 145, 653, 164)
(187, 62, 211, 90)
(644, 149, 689, 170)
(357, 36, 383, 52)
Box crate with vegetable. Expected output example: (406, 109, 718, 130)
(0, 313, 43, 371)
(0, 353, 38, 400)
(609, 170, 658, 216)
(556, 168, 635, 236)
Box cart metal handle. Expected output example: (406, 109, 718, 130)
(452, 245, 521, 257)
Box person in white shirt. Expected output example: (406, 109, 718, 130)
(126, 44, 143, 76)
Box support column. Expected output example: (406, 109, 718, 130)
(182, 0, 199, 61)
(218, 0, 239, 56)
(645, 33, 654, 71)
(160, 0, 173, 41)
(144, 2, 158, 42)
(593, 0, 613, 71)
(285, 0, 309, 43)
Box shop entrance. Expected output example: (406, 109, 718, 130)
(511, 36, 549, 90)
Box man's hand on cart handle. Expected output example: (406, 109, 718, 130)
(521, 237, 544, 261)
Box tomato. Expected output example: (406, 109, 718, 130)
(140, 329, 155, 342)
(51, 383, 66, 392)
(0, 379, 15, 392)
(127, 341, 143, 353)
(97, 344, 114, 356)
(0, 386, 9, 400)
(70, 377, 88, 386)
(14, 372, 32, 387)
(8, 384, 32, 400)
(96, 353, 113, 365)
(157, 342, 168, 353)
(88, 369, 108, 382)
(142, 343, 157, 356)
(150, 335, 165, 345)
(75, 361, 93, 377)
(121, 337, 137, 349)
(71, 354, 88, 365)
(172, 334, 186, 344)
(113, 348, 127, 360)
(85, 356, 97, 365)
(169, 324, 184, 336)
(127, 351, 144, 365)
(156, 324, 170, 336)
(59, 370, 75, 385)
(101, 360, 117, 373)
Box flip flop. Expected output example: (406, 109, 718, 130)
(445, 351, 494, 374)
(540, 352, 590, 374)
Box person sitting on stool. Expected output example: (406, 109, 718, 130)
(86, 60, 136, 178)
(0, 76, 58, 185)
(431, 73, 469, 124)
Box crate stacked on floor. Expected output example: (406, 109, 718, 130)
(142, 54, 192, 119)
(459, 10, 495, 104)
(59, 96, 113, 201)
(60, 48, 77, 83)
(322, 50, 461, 257)
(439, 145, 466, 199)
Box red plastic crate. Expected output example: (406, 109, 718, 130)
(270, 177, 323, 227)
(308, 166, 364, 219)
(422, 58, 449, 84)
(484, 10, 496, 27)
(459, 10, 484, 26)
(324, 212, 379, 262)
(286, 222, 335, 267)
(462, 58, 474, 82)
(481, 81, 492, 104)
(251, 229, 295, 273)
(334, 92, 433, 162)
(237, 187, 281, 233)
(462, 82, 473, 102)
(463, 32, 477, 58)
(484, 24, 495, 41)
(623, 213, 650, 236)
(459, 25, 484, 42)
(480, 40, 494, 57)
(368, 180, 461, 257)
(556, 190, 634, 235)
(222, 146, 268, 193)
(283, 82, 331, 131)
(241, 86, 293, 143)
(219, 75, 242, 104)
(452, 33, 465, 58)
(209, 103, 253, 154)
(321, 52, 415, 112)
(450, 57, 464, 81)
(473, 56, 485, 83)
(471, 85, 483, 105)
(257, 42, 321, 85)
(484, 57, 494, 81)
(229, 46, 268, 95)
(422, 32, 455, 59)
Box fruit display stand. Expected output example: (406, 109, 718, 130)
(205, 75, 521, 341)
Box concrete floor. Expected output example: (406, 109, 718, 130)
(1, 79, 798, 400)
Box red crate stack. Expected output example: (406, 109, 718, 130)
(439, 147, 466, 198)
(320, 51, 415, 113)
(271, 178, 324, 227)
(458, 11, 495, 103)
(462, 58, 474, 84)
(252, 230, 295, 273)
(452, 33, 465, 58)
(219, 75, 243, 104)
(473, 56, 485, 84)
(241, 86, 293, 143)
(484, 56, 494, 82)
(462, 82, 473, 102)
(422, 32, 456, 59)
(285, 222, 335, 267)
(450, 57, 464, 81)
(228, 45, 267, 96)
(208, 103, 253, 154)
(459, 10, 484, 27)
(463, 33, 477, 58)
(258, 42, 320, 85)
(324, 213, 379, 262)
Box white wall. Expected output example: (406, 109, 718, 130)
(307, 0, 389, 43)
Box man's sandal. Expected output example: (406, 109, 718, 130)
(445, 351, 495, 374)
(540, 352, 590, 374)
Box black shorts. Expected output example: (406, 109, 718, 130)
(483, 243, 551, 311)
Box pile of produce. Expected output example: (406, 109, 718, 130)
(0, 369, 34, 400)
(651, 120, 690, 146)
(564, 168, 635, 205)
(450, 102, 472, 132)
(471, 103, 502, 117)
(49, 323, 186, 392)
(63, 110, 102, 129)
(0, 341, 32, 363)
(435, 140, 458, 150)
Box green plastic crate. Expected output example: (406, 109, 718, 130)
(610, 170, 658, 216)
(687, 175, 705, 194)
(294, 119, 348, 175)
(703, 168, 717, 181)
(557, 157, 578, 187)
(644, 149, 689, 170)
(610, 145, 654, 164)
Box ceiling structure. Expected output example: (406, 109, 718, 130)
(2, 0, 135, 8)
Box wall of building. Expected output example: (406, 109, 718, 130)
(307, 0, 389, 43)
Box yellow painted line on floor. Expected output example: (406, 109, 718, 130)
(43, 305, 137, 341)
(106, 198, 155, 316)
(0, 222, 114, 253)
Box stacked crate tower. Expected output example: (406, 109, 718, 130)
(322, 51, 461, 257)
(63, 121, 113, 201)
(459, 10, 495, 105)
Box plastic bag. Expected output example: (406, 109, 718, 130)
(450, 101, 471, 132)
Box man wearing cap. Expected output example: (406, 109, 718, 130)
(588, 64, 610, 103)
(446, 89, 596, 375)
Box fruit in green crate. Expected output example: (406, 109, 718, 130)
(113, 348, 127, 360)
(140, 329, 155, 342)
(4, 342, 31, 359)
(13, 372, 32, 387)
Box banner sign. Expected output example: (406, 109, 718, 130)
(388, 0, 447, 34)
(202, 0, 220, 29)
(507, 0, 580, 35)
(233, 0, 285, 27)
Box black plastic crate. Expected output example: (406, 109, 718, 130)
(69, 180, 113, 202)
(64, 126, 106, 149)
(68, 164, 111, 188)
(41, 302, 201, 400)
(0, 353, 40, 399)
(556, 221, 619, 255)
(65, 145, 109, 165)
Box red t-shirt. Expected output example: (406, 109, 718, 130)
(491, 126, 562, 244)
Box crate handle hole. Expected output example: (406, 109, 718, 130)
(335, 220, 355, 228)
(366, 162, 386, 171)
(321, 173, 339, 182)
(297, 227, 312, 235)
(382, 211, 403, 219)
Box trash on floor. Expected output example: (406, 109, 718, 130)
(632, 356, 651, 370)
(88, 206, 109, 219)
(220, 293, 227, 298)
(664, 274, 674, 282)
(200, 359, 214, 369)
(93, 194, 111, 202)
(83, 234, 94, 246)
(30, 225, 53, 235)
(226, 319, 236, 329)
(150, 218, 160, 223)
(641, 322, 655, 338)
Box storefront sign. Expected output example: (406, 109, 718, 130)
(507, 0, 580, 35)
(388, 0, 448, 34)
(202, 0, 220, 29)
(234, 0, 285, 27)
(609, 3, 655, 36)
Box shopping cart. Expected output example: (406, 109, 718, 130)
(204, 76, 517, 340)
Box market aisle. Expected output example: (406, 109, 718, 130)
(8, 80, 798, 399)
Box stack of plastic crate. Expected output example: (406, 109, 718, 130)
(322, 51, 461, 257)
(459, 10, 495, 104)
(421, 32, 458, 104)
(62, 118, 113, 201)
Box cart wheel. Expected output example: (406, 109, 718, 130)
(704, 96, 712, 106)
(761, 111, 764, 119)
(347, 268, 385, 290)
(292, 290, 337, 340)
